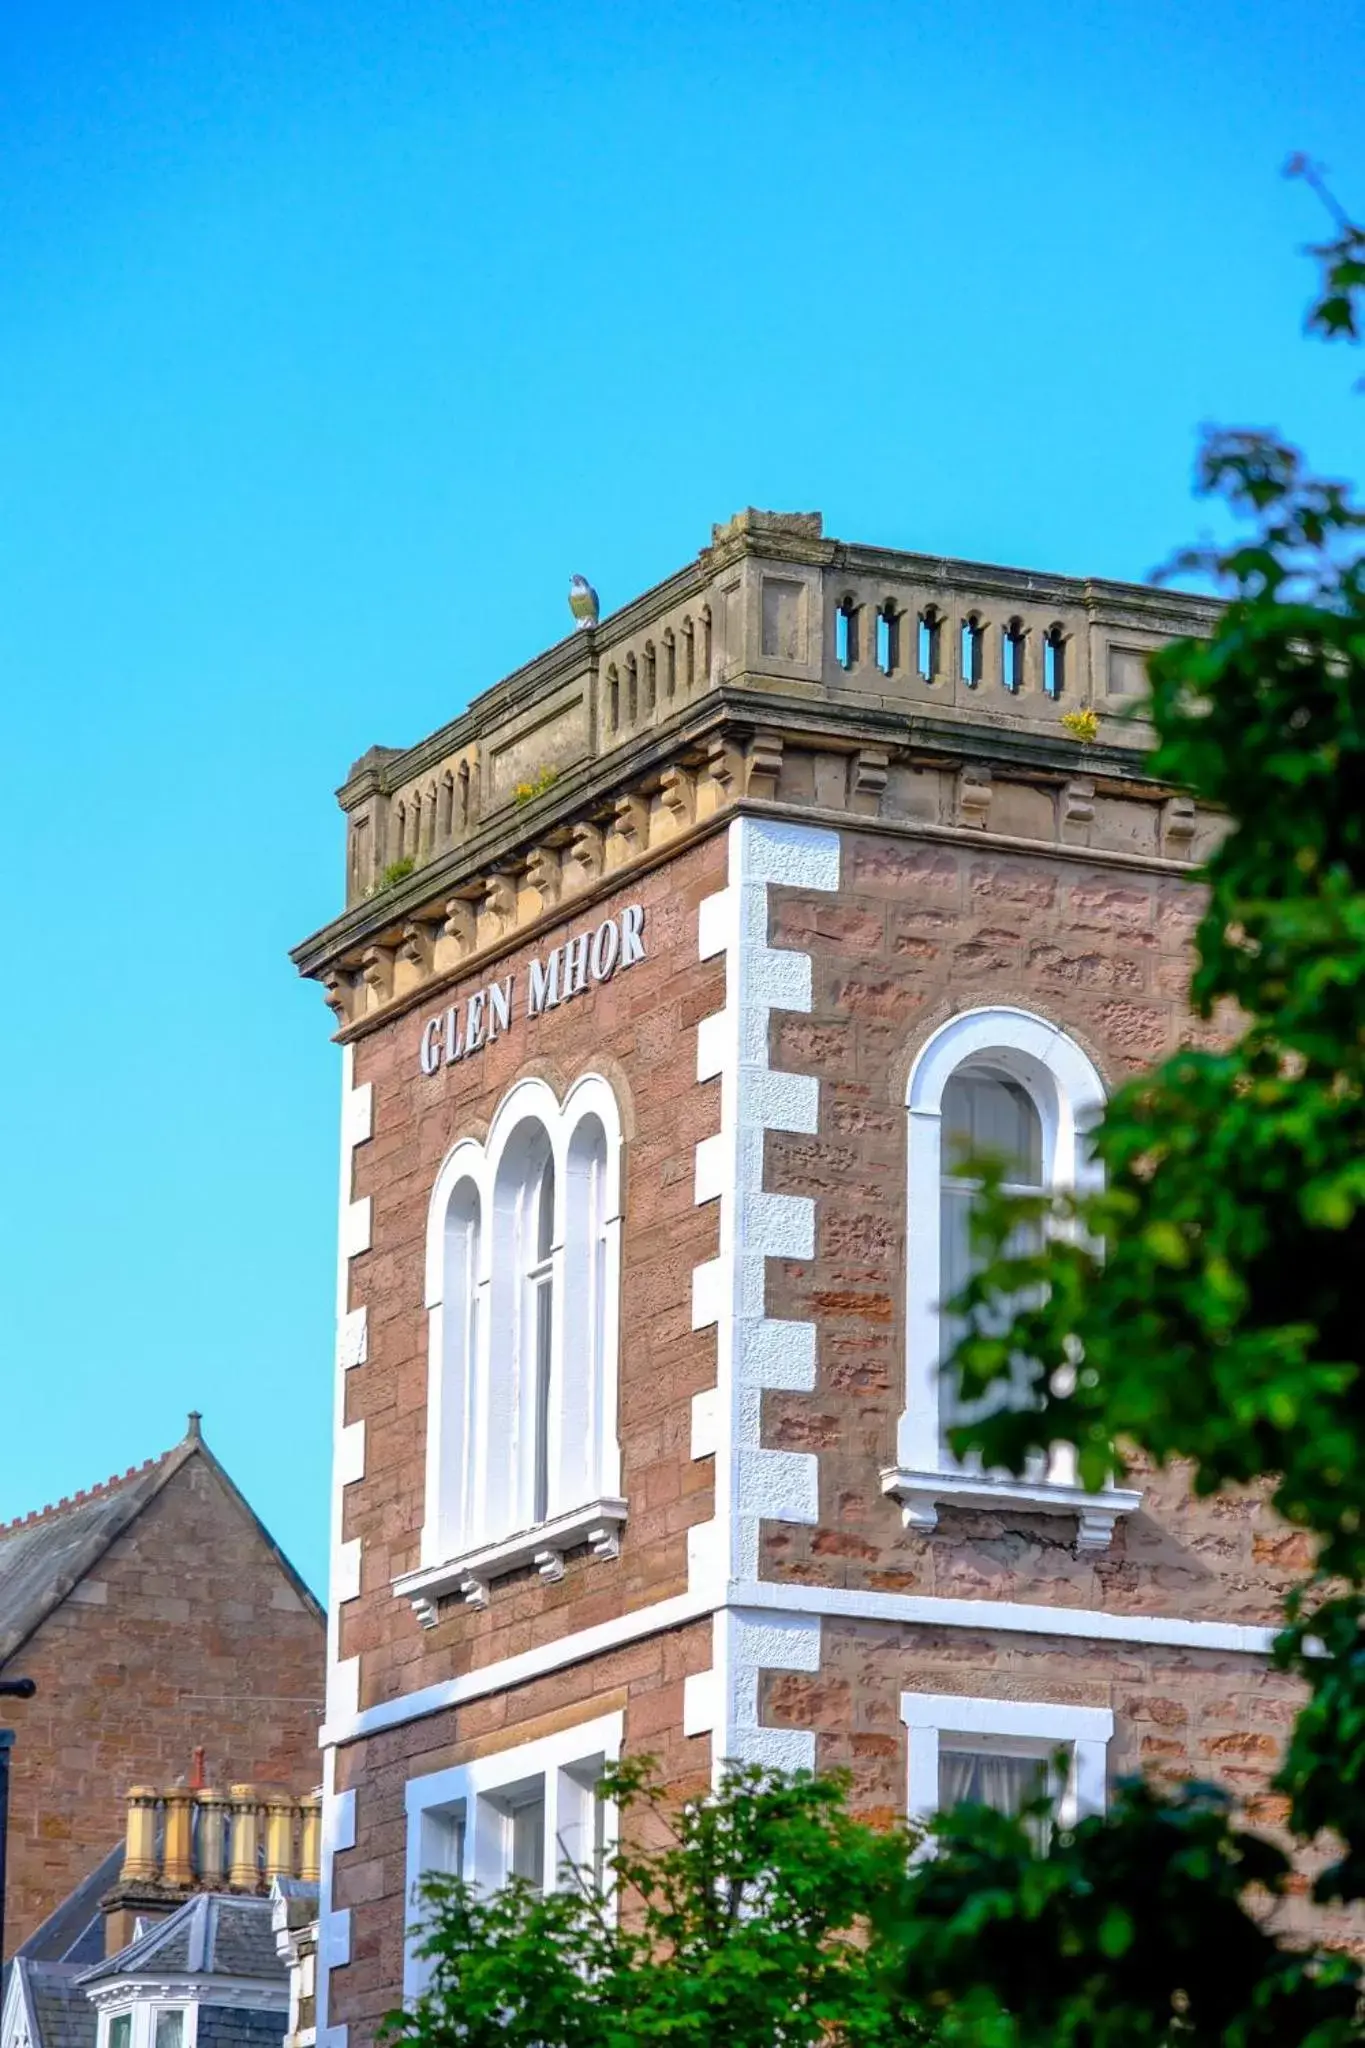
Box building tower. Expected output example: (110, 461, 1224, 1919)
(292, 510, 1297, 2046)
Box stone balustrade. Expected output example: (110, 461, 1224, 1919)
(293, 508, 1220, 1029)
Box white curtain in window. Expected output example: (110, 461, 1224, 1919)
(938, 1068, 1043, 1445)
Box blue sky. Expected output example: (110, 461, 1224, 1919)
(3, 0, 1361, 1598)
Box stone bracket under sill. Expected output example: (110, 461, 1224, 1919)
(880, 1467, 1142, 1552)
(394, 1498, 629, 1624)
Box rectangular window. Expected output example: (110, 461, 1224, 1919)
(403, 1710, 624, 2001)
(509, 1788, 546, 1888)
(110, 2018, 132, 2048)
(154, 2013, 185, 2048)
(902, 1693, 1112, 1836)
(939, 1745, 1054, 1848)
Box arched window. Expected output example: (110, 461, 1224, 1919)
(415, 1076, 625, 1610)
(1044, 625, 1066, 698)
(938, 1068, 1043, 1440)
(891, 1008, 1138, 1547)
(494, 1119, 556, 1529)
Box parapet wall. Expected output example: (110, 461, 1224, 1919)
(292, 510, 1219, 1033)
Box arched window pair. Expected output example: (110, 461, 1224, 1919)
(421, 1076, 624, 1587)
(891, 1007, 1137, 1547)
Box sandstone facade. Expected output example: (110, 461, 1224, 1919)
(293, 510, 1303, 2046)
(0, 1432, 325, 1953)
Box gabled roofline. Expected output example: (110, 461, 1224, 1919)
(0, 1421, 323, 1671)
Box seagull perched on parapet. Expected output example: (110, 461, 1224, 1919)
(568, 574, 600, 630)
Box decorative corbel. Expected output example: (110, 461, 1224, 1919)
(706, 732, 743, 798)
(322, 970, 356, 1026)
(398, 920, 435, 974)
(1160, 795, 1197, 858)
(460, 1574, 491, 1609)
(1058, 777, 1095, 842)
(524, 844, 562, 908)
(441, 897, 477, 954)
(568, 821, 605, 882)
(483, 870, 518, 930)
(659, 764, 695, 827)
(534, 1548, 566, 1584)
(410, 1595, 439, 1630)
(613, 792, 650, 848)
(847, 746, 890, 817)
(956, 764, 992, 829)
(360, 945, 395, 1002)
(744, 730, 784, 801)
(587, 1523, 622, 1561)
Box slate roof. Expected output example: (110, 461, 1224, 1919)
(6, 1961, 98, 2048)
(14, 1847, 123, 1967)
(0, 1459, 173, 1667)
(0, 1420, 321, 1668)
(77, 1896, 284, 1989)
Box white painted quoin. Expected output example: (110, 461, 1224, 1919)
(300, 513, 1292, 2048)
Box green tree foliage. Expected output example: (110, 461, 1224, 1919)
(381, 1761, 928, 2048)
(382, 178, 1365, 2046)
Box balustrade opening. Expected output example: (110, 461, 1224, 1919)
(962, 616, 984, 687)
(918, 608, 942, 682)
(1003, 619, 1026, 693)
(836, 597, 860, 671)
(876, 602, 900, 676)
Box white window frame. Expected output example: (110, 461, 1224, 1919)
(396, 1073, 626, 1618)
(402, 1710, 624, 1999)
(883, 1005, 1140, 1549)
(901, 1691, 1112, 1833)
(94, 2006, 200, 2048)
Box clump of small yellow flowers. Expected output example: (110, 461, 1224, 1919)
(513, 765, 561, 807)
(1060, 708, 1100, 743)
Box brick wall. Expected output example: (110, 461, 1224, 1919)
(330, 1620, 713, 2041)
(760, 829, 1299, 1618)
(2, 1453, 324, 1951)
(339, 833, 728, 1711)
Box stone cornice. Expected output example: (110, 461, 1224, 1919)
(295, 509, 1220, 1028)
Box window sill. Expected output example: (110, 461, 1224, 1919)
(880, 1467, 1141, 1552)
(394, 1498, 629, 1622)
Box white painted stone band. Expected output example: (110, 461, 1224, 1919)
(319, 1582, 1276, 1751)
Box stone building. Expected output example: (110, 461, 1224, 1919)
(0, 1420, 326, 1954)
(291, 508, 1300, 2046)
(0, 1780, 320, 2048)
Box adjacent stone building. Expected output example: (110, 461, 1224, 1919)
(0, 1420, 326, 1954)
(291, 509, 1301, 2046)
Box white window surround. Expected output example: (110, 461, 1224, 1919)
(395, 1073, 626, 1619)
(94, 2011, 199, 2048)
(883, 1005, 1140, 1550)
(901, 1691, 1112, 1831)
(402, 1709, 624, 1999)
